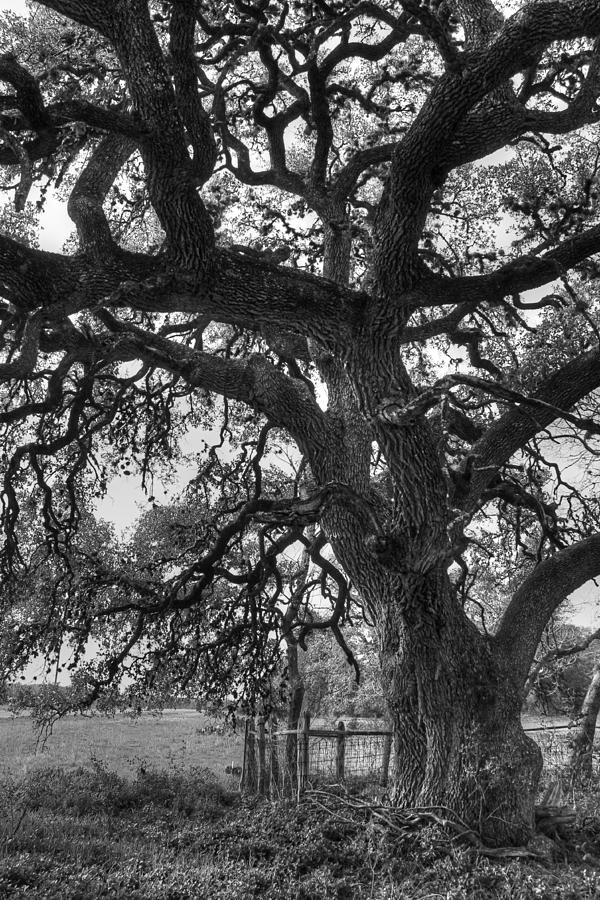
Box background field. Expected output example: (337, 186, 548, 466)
(0, 709, 244, 783)
(0, 708, 581, 784)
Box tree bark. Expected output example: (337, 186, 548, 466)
(305, 282, 544, 845)
(313, 422, 542, 843)
(570, 660, 600, 783)
(376, 566, 542, 845)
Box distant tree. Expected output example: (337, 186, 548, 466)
(570, 658, 600, 782)
(525, 623, 600, 714)
(302, 627, 385, 719)
(3, 0, 600, 846)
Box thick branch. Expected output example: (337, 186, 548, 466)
(466, 348, 600, 507)
(67, 133, 136, 254)
(494, 533, 600, 686)
(373, 0, 600, 295)
(321, 23, 411, 78)
(34, 1, 112, 35)
(48, 100, 146, 138)
(0, 236, 361, 352)
(332, 143, 396, 201)
(0, 97, 142, 166)
(523, 41, 600, 136)
(109, 0, 214, 267)
(0, 52, 58, 163)
(169, 2, 217, 185)
(380, 371, 600, 434)
(407, 225, 600, 316)
(93, 309, 328, 456)
(450, 0, 504, 50)
(431, 41, 600, 172)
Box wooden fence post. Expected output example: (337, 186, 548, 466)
(297, 711, 310, 799)
(257, 715, 266, 796)
(240, 717, 249, 792)
(336, 720, 346, 783)
(381, 729, 392, 787)
(243, 715, 257, 794)
(285, 729, 298, 795)
(269, 717, 280, 795)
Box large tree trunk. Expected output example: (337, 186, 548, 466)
(377, 566, 543, 845)
(314, 199, 544, 846)
(570, 660, 600, 783)
(310, 342, 544, 843)
(318, 493, 543, 845)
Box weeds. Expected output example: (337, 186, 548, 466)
(0, 762, 599, 899)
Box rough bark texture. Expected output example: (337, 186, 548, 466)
(379, 571, 542, 845)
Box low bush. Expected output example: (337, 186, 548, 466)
(12, 759, 233, 819)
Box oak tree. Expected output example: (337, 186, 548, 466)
(2, 0, 600, 845)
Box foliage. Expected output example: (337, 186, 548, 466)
(302, 627, 386, 719)
(528, 629, 600, 715)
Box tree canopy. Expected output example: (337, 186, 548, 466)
(2, 0, 600, 845)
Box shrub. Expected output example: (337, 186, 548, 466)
(2, 760, 233, 820)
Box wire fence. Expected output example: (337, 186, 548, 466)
(241, 714, 393, 797)
(240, 715, 594, 799)
(306, 728, 391, 784)
(525, 723, 579, 778)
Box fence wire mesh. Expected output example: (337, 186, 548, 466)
(303, 731, 390, 784)
(242, 717, 595, 799)
(527, 725, 577, 777)
(242, 717, 393, 797)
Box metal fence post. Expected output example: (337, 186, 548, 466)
(297, 711, 310, 799)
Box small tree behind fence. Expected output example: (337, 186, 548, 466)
(241, 712, 393, 797)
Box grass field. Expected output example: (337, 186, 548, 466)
(0, 708, 577, 779)
(0, 709, 244, 784)
(0, 708, 585, 793)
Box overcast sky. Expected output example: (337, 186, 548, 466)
(0, 1, 26, 12)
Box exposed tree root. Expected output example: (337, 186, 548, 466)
(305, 788, 575, 861)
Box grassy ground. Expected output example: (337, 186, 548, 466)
(0, 710, 599, 898)
(0, 763, 600, 898)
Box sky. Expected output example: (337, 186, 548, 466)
(0, 1, 26, 13)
